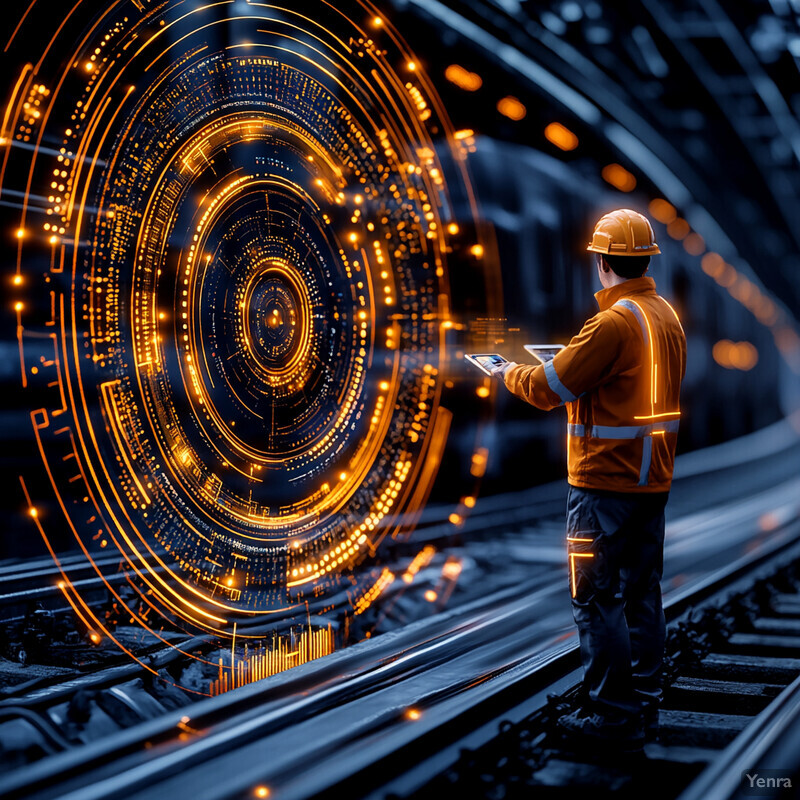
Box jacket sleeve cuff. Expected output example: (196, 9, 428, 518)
(503, 362, 520, 385)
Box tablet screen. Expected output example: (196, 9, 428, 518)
(465, 353, 508, 375)
(524, 344, 564, 365)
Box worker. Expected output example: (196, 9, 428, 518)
(491, 209, 686, 751)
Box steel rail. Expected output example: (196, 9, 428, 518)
(3, 484, 799, 800)
(677, 669, 800, 800)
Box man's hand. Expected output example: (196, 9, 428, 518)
(490, 361, 516, 379)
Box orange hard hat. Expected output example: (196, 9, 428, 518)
(587, 208, 661, 256)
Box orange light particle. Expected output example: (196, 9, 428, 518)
(448, 513, 461, 525)
(453, 129, 474, 140)
(447, 223, 459, 235)
(84, 62, 94, 72)
(407, 61, 417, 71)
(497, 96, 526, 121)
(469, 244, 484, 258)
(15, 228, 25, 239)
(442, 560, 463, 579)
(602, 163, 637, 193)
(424, 590, 438, 603)
(89, 632, 100, 644)
(730, 341, 758, 371)
(49, 235, 58, 245)
(713, 340, 732, 369)
(13, 275, 22, 285)
(701, 252, 724, 278)
(667, 218, 690, 241)
(544, 122, 578, 151)
(683, 232, 705, 256)
(29, 507, 38, 517)
(406, 708, 422, 720)
(14, 301, 23, 312)
(444, 64, 483, 92)
(470, 448, 488, 478)
(649, 198, 677, 224)
(339, 472, 347, 481)
(476, 386, 490, 398)
(372, 16, 383, 27)
(379, 380, 390, 391)
(713, 340, 757, 371)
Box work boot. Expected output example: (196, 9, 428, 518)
(556, 706, 645, 752)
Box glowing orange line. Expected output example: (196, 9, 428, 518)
(0, 62, 31, 137)
(57, 581, 96, 632)
(16, 2, 124, 247)
(21, 0, 473, 619)
(569, 552, 594, 598)
(59, 294, 230, 624)
(19, 477, 170, 683)
(0, 63, 33, 203)
(101, 381, 151, 505)
(16, 317, 26, 389)
(134, 2, 234, 61)
(659, 295, 685, 332)
(22, 439, 214, 675)
(4, 3, 37, 52)
(654, 361, 658, 405)
(626, 298, 656, 418)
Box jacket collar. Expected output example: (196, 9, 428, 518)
(595, 276, 657, 311)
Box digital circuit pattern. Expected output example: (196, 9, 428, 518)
(5, 0, 498, 679)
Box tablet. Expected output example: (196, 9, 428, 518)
(524, 344, 565, 365)
(465, 353, 508, 376)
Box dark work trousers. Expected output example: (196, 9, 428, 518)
(566, 485, 669, 718)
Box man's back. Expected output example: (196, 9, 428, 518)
(503, 275, 686, 492)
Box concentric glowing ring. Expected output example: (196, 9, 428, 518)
(240, 260, 309, 379)
(8, 0, 500, 684)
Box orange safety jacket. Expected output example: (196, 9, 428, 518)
(504, 277, 686, 493)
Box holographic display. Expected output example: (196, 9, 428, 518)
(6, 0, 499, 689)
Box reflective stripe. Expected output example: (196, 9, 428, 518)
(567, 419, 679, 439)
(614, 298, 649, 346)
(544, 359, 577, 404)
(639, 435, 652, 486)
(611, 298, 676, 486)
(566, 297, 680, 487)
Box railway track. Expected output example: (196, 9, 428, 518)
(407, 535, 800, 799)
(0, 417, 798, 798)
(0, 467, 797, 800)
